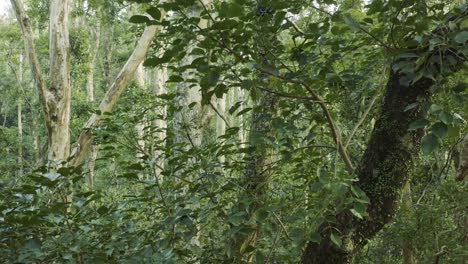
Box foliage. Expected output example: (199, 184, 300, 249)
(0, 0, 467, 263)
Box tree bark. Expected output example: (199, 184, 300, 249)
(402, 182, 417, 264)
(232, 1, 278, 261)
(11, 0, 71, 166)
(47, 0, 71, 163)
(152, 66, 168, 178)
(302, 8, 467, 263)
(71, 23, 163, 167)
(17, 99, 23, 176)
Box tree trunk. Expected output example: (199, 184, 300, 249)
(11, 0, 71, 166)
(152, 66, 168, 178)
(232, 1, 278, 261)
(301, 8, 467, 263)
(17, 99, 23, 176)
(86, 24, 101, 103)
(47, 0, 71, 164)
(402, 182, 417, 264)
(71, 23, 164, 167)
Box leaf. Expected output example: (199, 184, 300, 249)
(146, 7, 161, 20)
(236, 107, 252, 116)
(399, 52, 419, 58)
(309, 232, 321, 243)
(403, 102, 419, 112)
(421, 133, 439, 154)
(330, 232, 342, 247)
(431, 122, 448, 138)
(290, 228, 305, 242)
(438, 111, 453, 124)
(350, 209, 363, 219)
(129, 15, 150, 24)
(343, 14, 360, 30)
(408, 119, 429, 130)
(454, 31, 468, 44)
(167, 75, 184, 83)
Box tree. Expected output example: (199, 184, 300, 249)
(1, 0, 466, 263)
(11, 0, 167, 169)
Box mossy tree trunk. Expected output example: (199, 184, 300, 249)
(232, 1, 278, 261)
(302, 8, 467, 263)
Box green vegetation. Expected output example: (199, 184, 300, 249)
(0, 0, 466, 263)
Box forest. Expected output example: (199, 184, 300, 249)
(0, 0, 466, 263)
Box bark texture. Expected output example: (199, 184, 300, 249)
(71, 24, 161, 166)
(302, 8, 467, 263)
(11, 0, 71, 164)
(232, 2, 278, 261)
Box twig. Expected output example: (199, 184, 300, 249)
(256, 86, 322, 102)
(286, 18, 305, 35)
(208, 101, 231, 128)
(273, 212, 292, 241)
(344, 69, 387, 149)
(265, 227, 281, 264)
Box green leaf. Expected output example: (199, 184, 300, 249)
(454, 31, 468, 44)
(330, 232, 342, 247)
(236, 107, 252, 116)
(309, 232, 321, 243)
(350, 209, 363, 219)
(408, 119, 429, 130)
(399, 52, 419, 58)
(343, 14, 360, 30)
(167, 75, 184, 83)
(421, 133, 439, 154)
(129, 15, 150, 24)
(290, 228, 305, 242)
(431, 122, 448, 138)
(146, 7, 161, 20)
(438, 111, 453, 124)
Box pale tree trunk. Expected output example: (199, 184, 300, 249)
(152, 66, 168, 178)
(17, 53, 24, 176)
(32, 117, 40, 165)
(47, 0, 71, 164)
(12, 0, 71, 166)
(17, 100, 23, 176)
(86, 25, 100, 103)
(135, 62, 147, 178)
(215, 96, 226, 163)
(402, 182, 416, 264)
(71, 20, 166, 167)
(237, 88, 246, 144)
(9, 53, 25, 176)
(86, 19, 101, 188)
(174, 1, 211, 147)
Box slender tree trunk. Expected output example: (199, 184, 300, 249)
(17, 100, 23, 176)
(15, 54, 24, 176)
(86, 25, 101, 103)
(135, 62, 147, 178)
(301, 8, 467, 263)
(32, 117, 40, 165)
(232, 2, 277, 261)
(402, 182, 416, 264)
(85, 18, 101, 187)
(71, 22, 165, 166)
(152, 66, 168, 178)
